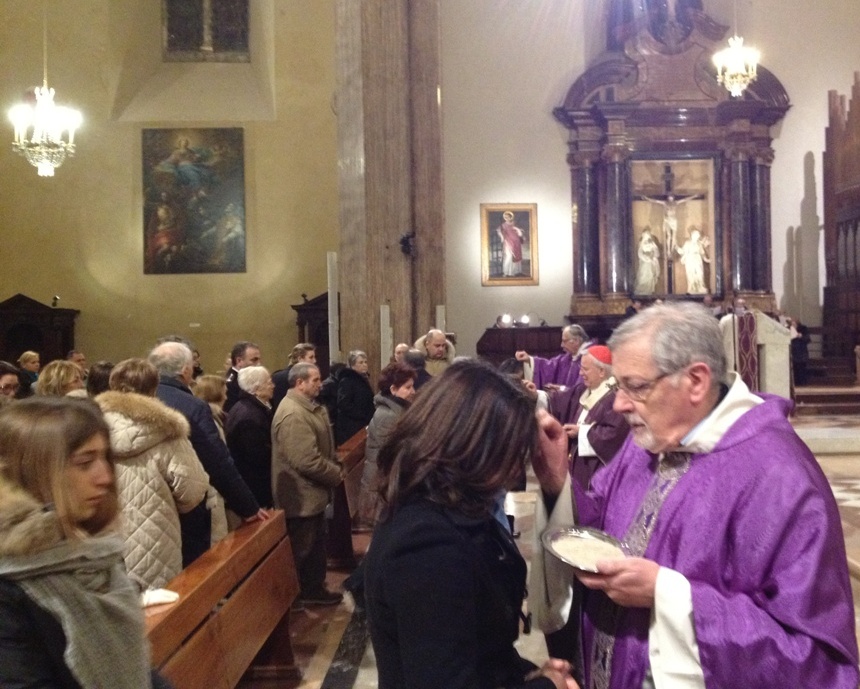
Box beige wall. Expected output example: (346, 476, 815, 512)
(3, 1, 859, 366)
(0, 1, 338, 373)
(440, 0, 860, 355)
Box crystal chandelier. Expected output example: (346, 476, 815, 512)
(712, 0, 760, 98)
(8, 2, 81, 177)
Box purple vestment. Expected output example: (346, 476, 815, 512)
(532, 352, 582, 390)
(573, 394, 859, 688)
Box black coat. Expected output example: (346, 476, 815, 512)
(364, 500, 555, 689)
(157, 376, 259, 564)
(0, 578, 172, 689)
(334, 368, 375, 446)
(270, 366, 292, 414)
(224, 367, 241, 413)
(226, 391, 274, 508)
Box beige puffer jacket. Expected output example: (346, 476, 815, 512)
(96, 391, 210, 589)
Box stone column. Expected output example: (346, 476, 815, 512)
(724, 141, 755, 293)
(335, 0, 443, 374)
(750, 147, 774, 292)
(569, 150, 600, 296)
(602, 141, 631, 296)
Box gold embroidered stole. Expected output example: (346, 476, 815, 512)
(589, 452, 692, 689)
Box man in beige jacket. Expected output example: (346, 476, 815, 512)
(272, 362, 344, 606)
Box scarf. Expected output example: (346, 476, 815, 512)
(0, 534, 152, 689)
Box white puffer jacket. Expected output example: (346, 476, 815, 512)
(96, 391, 210, 589)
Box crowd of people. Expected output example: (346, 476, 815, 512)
(0, 307, 857, 688)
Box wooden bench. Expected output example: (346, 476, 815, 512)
(327, 428, 367, 568)
(145, 511, 299, 688)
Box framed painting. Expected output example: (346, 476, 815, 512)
(481, 203, 539, 286)
(630, 158, 717, 296)
(142, 128, 246, 274)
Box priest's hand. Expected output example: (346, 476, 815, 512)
(575, 557, 659, 608)
(515, 350, 530, 362)
(563, 423, 580, 438)
(534, 410, 570, 498)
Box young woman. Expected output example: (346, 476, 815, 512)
(0, 396, 169, 688)
(364, 360, 578, 689)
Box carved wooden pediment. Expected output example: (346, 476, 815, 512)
(555, 10, 789, 130)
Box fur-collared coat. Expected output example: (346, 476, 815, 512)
(97, 391, 210, 589)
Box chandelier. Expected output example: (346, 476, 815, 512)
(8, 2, 81, 177)
(712, 0, 760, 98)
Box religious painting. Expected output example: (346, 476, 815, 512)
(142, 128, 246, 274)
(630, 158, 717, 296)
(481, 203, 539, 286)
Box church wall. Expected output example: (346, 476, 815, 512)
(0, 1, 338, 373)
(440, 0, 860, 354)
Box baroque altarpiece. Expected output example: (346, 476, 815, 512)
(556, 2, 789, 333)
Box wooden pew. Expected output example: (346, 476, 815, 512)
(145, 511, 299, 688)
(326, 427, 367, 568)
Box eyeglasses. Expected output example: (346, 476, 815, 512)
(0, 383, 20, 394)
(614, 369, 681, 402)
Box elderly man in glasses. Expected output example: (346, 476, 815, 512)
(531, 302, 858, 689)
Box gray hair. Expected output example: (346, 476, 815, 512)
(564, 324, 588, 341)
(288, 362, 318, 388)
(238, 366, 270, 394)
(608, 302, 726, 387)
(148, 341, 193, 377)
(347, 350, 367, 367)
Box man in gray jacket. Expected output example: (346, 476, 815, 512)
(272, 363, 344, 605)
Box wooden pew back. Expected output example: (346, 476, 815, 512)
(145, 512, 299, 688)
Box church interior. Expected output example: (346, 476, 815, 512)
(2, 0, 860, 687)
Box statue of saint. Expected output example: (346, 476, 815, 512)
(634, 228, 661, 294)
(677, 228, 710, 294)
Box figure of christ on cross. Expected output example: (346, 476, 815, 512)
(636, 163, 704, 256)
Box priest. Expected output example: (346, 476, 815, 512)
(531, 302, 858, 689)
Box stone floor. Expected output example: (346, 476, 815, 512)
(247, 412, 860, 689)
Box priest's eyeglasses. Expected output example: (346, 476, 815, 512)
(614, 371, 675, 402)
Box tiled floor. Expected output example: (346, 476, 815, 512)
(257, 413, 860, 689)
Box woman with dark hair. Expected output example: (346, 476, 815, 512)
(334, 349, 375, 446)
(0, 361, 22, 402)
(96, 358, 209, 589)
(86, 360, 115, 397)
(355, 362, 416, 530)
(364, 359, 578, 689)
(0, 397, 170, 688)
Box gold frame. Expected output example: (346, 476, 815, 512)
(480, 203, 539, 286)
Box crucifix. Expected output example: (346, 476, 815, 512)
(636, 163, 703, 293)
